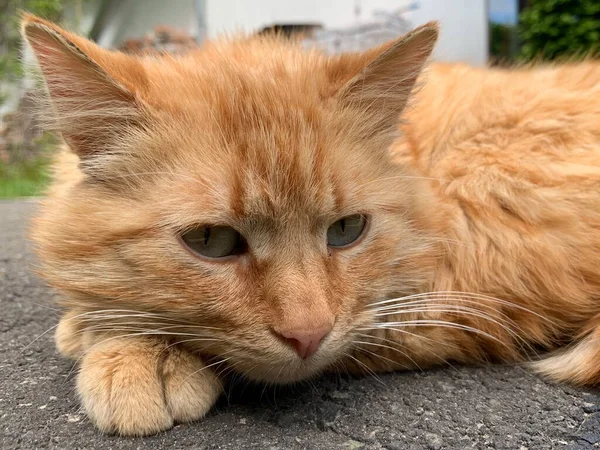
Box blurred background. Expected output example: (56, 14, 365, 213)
(0, 0, 598, 198)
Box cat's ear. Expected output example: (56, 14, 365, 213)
(21, 13, 148, 157)
(330, 23, 438, 140)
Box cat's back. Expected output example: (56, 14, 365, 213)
(398, 61, 600, 174)
(397, 60, 600, 215)
(396, 60, 600, 325)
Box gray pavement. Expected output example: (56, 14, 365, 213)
(1, 199, 599, 449)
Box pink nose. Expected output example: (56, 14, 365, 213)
(274, 325, 332, 359)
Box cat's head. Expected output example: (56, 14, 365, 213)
(24, 14, 440, 382)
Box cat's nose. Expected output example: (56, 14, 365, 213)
(274, 325, 332, 359)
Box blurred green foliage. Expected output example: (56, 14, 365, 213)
(0, 0, 66, 92)
(490, 22, 518, 65)
(519, 0, 600, 61)
(0, 1, 80, 197)
(0, 133, 55, 198)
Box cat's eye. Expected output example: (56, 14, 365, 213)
(180, 226, 245, 259)
(327, 214, 367, 248)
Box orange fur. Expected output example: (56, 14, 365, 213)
(22, 13, 600, 436)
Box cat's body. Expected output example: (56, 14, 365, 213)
(389, 61, 600, 377)
(22, 14, 600, 436)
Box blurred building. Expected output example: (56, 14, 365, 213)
(82, 0, 489, 65)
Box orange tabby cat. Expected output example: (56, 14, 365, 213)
(22, 13, 600, 436)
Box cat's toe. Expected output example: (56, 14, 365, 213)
(54, 310, 85, 359)
(163, 346, 223, 423)
(77, 337, 174, 436)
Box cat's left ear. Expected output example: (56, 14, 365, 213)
(21, 13, 148, 159)
(330, 22, 438, 140)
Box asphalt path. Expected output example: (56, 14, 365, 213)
(1, 199, 599, 449)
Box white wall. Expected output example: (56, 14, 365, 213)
(88, 0, 490, 66)
(205, 0, 488, 65)
(405, 0, 489, 65)
(205, 0, 411, 37)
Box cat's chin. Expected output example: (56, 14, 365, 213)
(235, 357, 331, 384)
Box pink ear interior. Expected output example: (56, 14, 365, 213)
(22, 18, 143, 158)
(333, 22, 438, 142)
(24, 23, 81, 99)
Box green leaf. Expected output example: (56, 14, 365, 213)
(518, 0, 600, 62)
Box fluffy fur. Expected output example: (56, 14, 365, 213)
(22, 13, 600, 436)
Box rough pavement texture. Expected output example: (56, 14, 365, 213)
(1, 199, 600, 449)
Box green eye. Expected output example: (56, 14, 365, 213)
(180, 226, 245, 259)
(327, 214, 367, 248)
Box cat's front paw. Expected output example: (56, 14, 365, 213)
(77, 335, 222, 436)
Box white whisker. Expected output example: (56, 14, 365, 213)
(368, 291, 554, 324)
(361, 320, 506, 345)
(352, 339, 421, 370)
(353, 346, 402, 370)
(343, 352, 386, 386)
(371, 306, 525, 342)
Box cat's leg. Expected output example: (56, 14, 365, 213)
(77, 334, 222, 436)
(531, 323, 600, 385)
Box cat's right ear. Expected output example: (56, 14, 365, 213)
(21, 14, 148, 158)
(327, 23, 438, 144)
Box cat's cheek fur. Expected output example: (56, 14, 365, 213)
(76, 334, 222, 436)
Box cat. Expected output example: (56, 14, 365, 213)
(22, 13, 600, 436)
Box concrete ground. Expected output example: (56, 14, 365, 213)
(1, 199, 599, 450)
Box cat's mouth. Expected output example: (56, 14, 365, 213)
(233, 354, 333, 383)
(223, 333, 348, 384)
